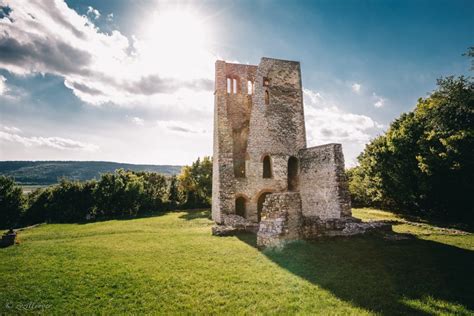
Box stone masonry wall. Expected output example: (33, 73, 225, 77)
(257, 192, 302, 248)
(298, 144, 352, 219)
(212, 58, 308, 223)
(212, 61, 257, 223)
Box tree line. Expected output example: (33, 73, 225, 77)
(0, 157, 212, 229)
(347, 75, 473, 224)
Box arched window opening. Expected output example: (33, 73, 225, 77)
(247, 80, 253, 95)
(235, 196, 246, 218)
(288, 156, 299, 191)
(263, 77, 270, 86)
(226, 78, 231, 93)
(257, 192, 271, 222)
(263, 155, 272, 178)
(265, 90, 269, 105)
(233, 78, 238, 94)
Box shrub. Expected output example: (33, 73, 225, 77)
(0, 176, 24, 228)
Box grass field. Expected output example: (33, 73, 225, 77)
(1, 208, 472, 315)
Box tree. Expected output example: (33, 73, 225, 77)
(178, 157, 212, 208)
(463, 46, 474, 70)
(93, 169, 145, 217)
(168, 175, 179, 207)
(349, 76, 474, 222)
(136, 171, 168, 212)
(0, 176, 24, 228)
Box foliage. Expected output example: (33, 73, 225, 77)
(348, 76, 474, 223)
(463, 46, 474, 70)
(0, 176, 24, 228)
(167, 175, 180, 207)
(0, 209, 472, 314)
(2, 157, 210, 227)
(178, 156, 212, 208)
(93, 169, 146, 217)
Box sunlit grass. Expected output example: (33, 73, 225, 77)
(353, 208, 472, 250)
(1, 208, 472, 314)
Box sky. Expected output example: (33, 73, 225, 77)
(0, 0, 472, 166)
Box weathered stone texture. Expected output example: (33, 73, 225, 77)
(211, 57, 389, 247)
(299, 144, 352, 219)
(257, 192, 302, 248)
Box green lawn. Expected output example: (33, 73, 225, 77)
(1, 209, 472, 315)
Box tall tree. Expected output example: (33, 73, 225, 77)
(0, 176, 24, 228)
(349, 76, 473, 222)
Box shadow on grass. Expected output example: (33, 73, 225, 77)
(178, 209, 211, 221)
(236, 233, 474, 315)
(362, 208, 474, 233)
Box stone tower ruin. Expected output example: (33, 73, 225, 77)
(212, 57, 387, 247)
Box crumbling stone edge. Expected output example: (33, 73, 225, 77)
(212, 214, 397, 249)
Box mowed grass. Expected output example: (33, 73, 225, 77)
(1, 209, 473, 315)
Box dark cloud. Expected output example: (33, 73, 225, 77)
(0, 36, 92, 76)
(321, 128, 350, 138)
(321, 128, 333, 137)
(66, 81, 103, 96)
(36, 1, 86, 39)
(167, 125, 196, 133)
(124, 75, 213, 95)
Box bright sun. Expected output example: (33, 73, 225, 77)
(147, 10, 209, 51)
(137, 8, 213, 80)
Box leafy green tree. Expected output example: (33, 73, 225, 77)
(178, 157, 212, 208)
(463, 46, 474, 70)
(23, 187, 51, 225)
(168, 175, 180, 207)
(93, 169, 145, 217)
(47, 179, 96, 222)
(134, 171, 167, 212)
(0, 176, 24, 228)
(349, 76, 473, 222)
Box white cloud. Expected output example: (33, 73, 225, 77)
(0, 1, 214, 106)
(86, 6, 100, 20)
(1, 125, 21, 133)
(372, 92, 386, 108)
(131, 116, 144, 126)
(351, 83, 361, 94)
(107, 13, 114, 21)
(303, 88, 384, 166)
(0, 129, 98, 151)
(0, 75, 8, 95)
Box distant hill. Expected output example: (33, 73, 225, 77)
(0, 161, 183, 185)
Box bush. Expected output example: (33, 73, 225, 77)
(0, 176, 24, 228)
(4, 158, 212, 226)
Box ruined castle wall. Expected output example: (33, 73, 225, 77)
(212, 61, 257, 223)
(232, 58, 308, 222)
(256, 192, 302, 248)
(298, 144, 352, 219)
(213, 58, 351, 226)
(247, 58, 306, 157)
